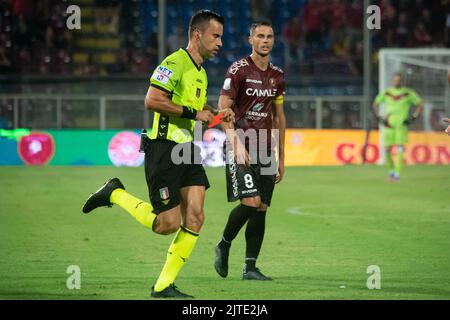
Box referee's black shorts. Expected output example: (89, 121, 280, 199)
(224, 145, 277, 206)
(144, 139, 210, 214)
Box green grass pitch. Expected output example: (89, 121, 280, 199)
(0, 165, 449, 300)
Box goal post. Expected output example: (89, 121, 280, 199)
(377, 48, 450, 164)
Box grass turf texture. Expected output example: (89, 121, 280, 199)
(0, 165, 449, 300)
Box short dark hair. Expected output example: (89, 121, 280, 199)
(189, 9, 224, 38)
(249, 20, 273, 35)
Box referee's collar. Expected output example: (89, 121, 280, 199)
(182, 48, 202, 71)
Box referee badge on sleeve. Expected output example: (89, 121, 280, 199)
(152, 66, 174, 85)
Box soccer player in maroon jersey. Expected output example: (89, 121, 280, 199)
(214, 21, 286, 280)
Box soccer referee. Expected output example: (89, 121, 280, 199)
(82, 10, 225, 298)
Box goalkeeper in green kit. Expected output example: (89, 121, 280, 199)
(372, 73, 423, 181)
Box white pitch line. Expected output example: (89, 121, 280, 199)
(287, 207, 312, 216)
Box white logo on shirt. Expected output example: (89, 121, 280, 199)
(245, 110, 269, 121)
(246, 79, 262, 84)
(245, 88, 277, 97)
(229, 59, 249, 75)
(269, 63, 284, 73)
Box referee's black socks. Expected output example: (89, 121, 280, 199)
(245, 210, 267, 270)
(219, 204, 258, 249)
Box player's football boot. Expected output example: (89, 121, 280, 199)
(150, 283, 194, 298)
(214, 243, 230, 278)
(242, 267, 272, 281)
(82, 178, 125, 213)
(388, 172, 400, 182)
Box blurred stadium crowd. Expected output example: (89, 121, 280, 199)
(1, 0, 449, 77)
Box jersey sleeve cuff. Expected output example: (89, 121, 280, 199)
(274, 95, 284, 104)
(150, 83, 172, 94)
(219, 91, 236, 100)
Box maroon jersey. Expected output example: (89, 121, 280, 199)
(220, 56, 285, 150)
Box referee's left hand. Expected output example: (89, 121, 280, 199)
(196, 110, 214, 123)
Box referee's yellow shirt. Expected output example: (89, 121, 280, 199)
(149, 48, 208, 144)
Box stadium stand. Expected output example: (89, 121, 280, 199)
(1, 0, 448, 83)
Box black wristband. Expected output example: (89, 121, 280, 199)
(181, 106, 197, 120)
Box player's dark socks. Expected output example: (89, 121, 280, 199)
(245, 257, 257, 271)
(245, 210, 266, 262)
(222, 204, 258, 244)
(217, 237, 231, 250)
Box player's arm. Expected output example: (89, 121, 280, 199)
(443, 118, 450, 136)
(219, 94, 250, 166)
(219, 64, 247, 164)
(218, 95, 235, 132)
(372, 91, 390, 127)
(273, 95, 286, 184)
(372, 97, 384, 122)
(404, 91, 424, 125)
(144, 86, 213, 123)
(404, 101, 423, 125)
(409, 100, 423, 121)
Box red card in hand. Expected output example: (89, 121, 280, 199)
(208, 112, 224, 128)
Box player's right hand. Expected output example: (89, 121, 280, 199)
(196, 110, 214, 123)
(218, 108, 235, 123)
